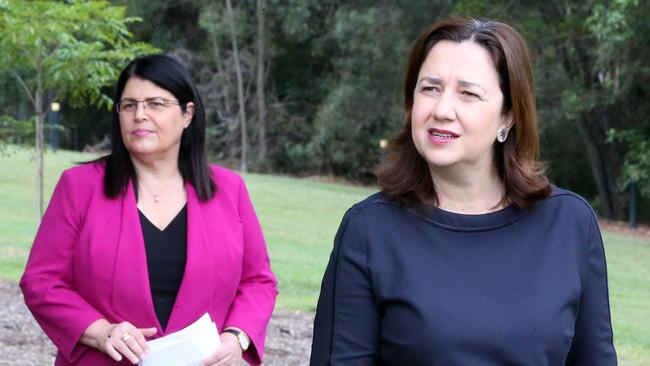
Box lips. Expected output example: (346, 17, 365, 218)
(132, 129, 155, 137)
(427, 128, 459, 144)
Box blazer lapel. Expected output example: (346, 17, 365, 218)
(111, 182, 161, 330)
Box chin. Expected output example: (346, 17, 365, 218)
(421, 154, 461, 169)
(126, 144, 157, 156)
(427, 161, 460, 169)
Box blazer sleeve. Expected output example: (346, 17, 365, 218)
(223, 176, 278, 366)
(566, 216, 617, 365)
(19, 170, 105, 364)
(310, 208, 379, 366)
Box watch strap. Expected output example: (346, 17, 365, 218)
(223, 328, 250, 351)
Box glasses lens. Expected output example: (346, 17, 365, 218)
(118, 100, 142, 113)
(146, 98, 167, 109)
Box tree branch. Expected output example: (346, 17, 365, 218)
(44, 44, 63, 63)
(13, 71, 36, 107)
(22, 48, 39, 69)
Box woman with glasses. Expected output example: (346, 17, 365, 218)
(20, 55, 277, 366)
(310, 18, 616, 365)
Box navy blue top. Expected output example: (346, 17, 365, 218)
(311, 188, 617, 365)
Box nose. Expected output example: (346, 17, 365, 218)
(432, 90, 455, 121)
(133, 101, 147, 121)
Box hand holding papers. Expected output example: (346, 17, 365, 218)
(139, 313, 220, 366)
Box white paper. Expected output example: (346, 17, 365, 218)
(139, 313, 220, 366)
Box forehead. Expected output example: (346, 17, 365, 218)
(121, 77, 175, 99)
(418, 40, 500, 88)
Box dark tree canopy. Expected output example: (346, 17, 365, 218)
(2, 0, 649, 221)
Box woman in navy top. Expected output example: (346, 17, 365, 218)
(310, 18, 617, 365)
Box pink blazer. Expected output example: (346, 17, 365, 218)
(20, 162, 277, 365)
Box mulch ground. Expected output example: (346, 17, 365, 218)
(599, 219, 650, 239)
(0, 281, 313, 366)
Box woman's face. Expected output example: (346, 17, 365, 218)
(118, 77, 194, 161)
(410, 40, 512, 172)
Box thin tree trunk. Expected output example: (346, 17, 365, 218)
(575, 114, 611, 217)
(256, 0, 268, 171)
(225, 0, 248, 172)
(34, 87, 45, 219)
(209, 25, 233, 117)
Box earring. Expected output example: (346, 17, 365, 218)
(184, 123, 189, 129)
(497, 127, 509, 143)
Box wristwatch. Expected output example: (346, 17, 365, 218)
(224, 328, 250, 351)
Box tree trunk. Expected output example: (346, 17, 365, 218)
(208, 21, 233, 117)
(256, 0, 268, 171)
(558, 41, 625, 220)
(34, 88, 45, 219)
(575, 111, 624, 219)
(596, 110, 625, 219)
(225, 0, 248, 172)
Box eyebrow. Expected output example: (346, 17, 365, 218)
(458, 80, 486, 93)
(119, 96, 167, 101)
(417, 77, 487, 94)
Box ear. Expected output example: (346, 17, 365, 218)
(183, 102, 195, 126)
(500, 110, 514, 130)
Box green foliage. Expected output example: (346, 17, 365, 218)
(0, 0, 160, 217)
(451, 0, 650, 218)
(202, 1, 251, 41)
(308, 5, 404, 179)
(0, 0, 158, 110)
(3, 0, 648, 219)
(0, 116, 34, 150)
(608, 128, 650, 197)
(288, 1, 449, 180)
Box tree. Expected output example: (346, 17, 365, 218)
(255, 0, 268, 171)
(225, 0, 249, 172)
(452, 0, 649, 219)
(0, 0, 157, 219)
(528, 0, 648, 219)
(305, 0, 450, 181)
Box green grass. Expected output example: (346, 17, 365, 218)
(0, 147, 99, 279)
(1, 148, 649, 364)
(603, 231, 650, 364)
(243, 173, 372, 310)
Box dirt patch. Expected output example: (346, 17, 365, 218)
(600, 219, 650, 240)
(0, 281, 313, 365)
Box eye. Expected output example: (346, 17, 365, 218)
(460, 91, 480, 99)
(121, 102, 136, 111)
(420, 85, 440, 93)
(148, 99, 166, 108)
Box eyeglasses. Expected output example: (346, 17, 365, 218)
(116, 97, 181, 113)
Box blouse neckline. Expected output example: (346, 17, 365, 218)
(411, 203, 530, 232)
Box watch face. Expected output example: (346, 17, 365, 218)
(238, 333, 250, 351)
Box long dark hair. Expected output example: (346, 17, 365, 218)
(377, 18, 551, 209)
(101, 54, 216, 201)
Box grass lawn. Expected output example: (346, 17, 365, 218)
(1, 147, 649, 364)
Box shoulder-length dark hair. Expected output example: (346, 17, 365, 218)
(377, 18, 551, 209)
(101, 54, 216, 201)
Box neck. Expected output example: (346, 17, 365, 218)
(429, 163, 505, 214)
(130, 154, 182, 186)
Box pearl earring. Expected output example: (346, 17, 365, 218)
(497, 127, 509, 143)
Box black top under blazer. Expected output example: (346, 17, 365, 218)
(311, 188, 617, 365)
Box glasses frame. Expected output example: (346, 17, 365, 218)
(116, 97, 182, 114)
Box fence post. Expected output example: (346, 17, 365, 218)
(629, 181, 639, 229)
